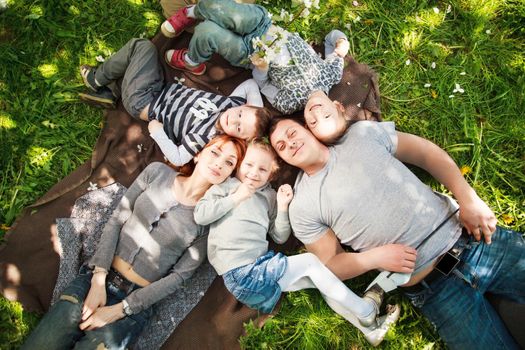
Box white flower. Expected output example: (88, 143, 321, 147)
(95, 55, 105, 63)
(87, 182, 98, 191)
(345, 23, 352, 30)
(312, 0, 320, 9)
(300, 7, 310, 18)
(353, 15, 361, 23)
(453, 83, 464, 93)
(405, 59, 411, 65)
(485, 29, 491, 34)
(352, 0, 359, 6)
(449, 95, 455, 98)
(460, 71, 466, 76)
(431, 61, 436, 69)
(433, 7, 439, 14)
(424, 83, 432, 88)
(137, 144, 144, 153)
(446, 4, 452, 13)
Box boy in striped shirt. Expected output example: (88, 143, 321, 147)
(79, 38, 272, 166)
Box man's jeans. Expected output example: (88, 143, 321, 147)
(94, 38, 164, 119)
(403, 227, 525, 350)
(189, 0, 272, 67)
(22, 266, 152, 350)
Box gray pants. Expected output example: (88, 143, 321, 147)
(94, 38, 164, 119)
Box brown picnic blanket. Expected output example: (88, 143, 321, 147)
(1, 31, 524, 349)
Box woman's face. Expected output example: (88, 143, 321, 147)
(195, 141, 239, 184)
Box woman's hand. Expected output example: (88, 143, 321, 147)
(81, 272, 107, 322)
(367, 244, 418, 273)
(148, 119, 164, 134)
(79, 303, 126, 331)
(277, 184, 294, 211)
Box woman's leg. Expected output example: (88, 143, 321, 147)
(21, 270, 93, 349)
(94, 38, 164, 119)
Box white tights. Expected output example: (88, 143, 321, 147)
(277, 253, 376, 334)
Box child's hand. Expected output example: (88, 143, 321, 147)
(148, 120, 163, 133)
(232, 182, 256, 205)
(334, 38, 349, 57)
(277, 184, 293, 211)
(250, 53, 269, 71)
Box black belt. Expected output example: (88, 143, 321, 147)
(106, 268, 136, 294)
(402, 228, 469, 293)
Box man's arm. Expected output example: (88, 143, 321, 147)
(395, 132, 497, 243)
(305, 228, 417, 280)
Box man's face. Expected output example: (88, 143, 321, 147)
(270, 119, 321, 168)
(304, 91, 346, 143)
(218, 105, 257, 140)
(237, 146, 274, 189)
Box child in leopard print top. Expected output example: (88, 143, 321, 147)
(160, 0, 349, 114)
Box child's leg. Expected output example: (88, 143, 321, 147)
(277, 253, 375, 320)
(187, 21, 250, 67)
(95, 38, 164, 119)
(194, 0, 268, 35)
(324, 29, 348, 57)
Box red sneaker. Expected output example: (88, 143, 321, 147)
(165, 49, 206, 75)
(161, 7, 196, 38)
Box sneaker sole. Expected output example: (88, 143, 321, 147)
(78, 92, 116, 109)
(165, 53, 206, 76)
(161, 22, 180, 38)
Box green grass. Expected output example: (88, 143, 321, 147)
(1, 0, 524, 349)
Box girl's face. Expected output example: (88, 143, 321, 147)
(236, 146, 274, 189)
(195, 141, 239, 184)
(304, 91, 347, 143)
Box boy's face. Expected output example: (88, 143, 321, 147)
(304, 91, 346, 143)
(218, 105, 257, 140)
(237, 146, 274, 189)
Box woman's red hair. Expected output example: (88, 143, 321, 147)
(178, 135, 247, 176)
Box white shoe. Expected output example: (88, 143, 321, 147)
(361, 304, 401, 347)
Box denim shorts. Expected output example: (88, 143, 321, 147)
(223, 251, 287, 314)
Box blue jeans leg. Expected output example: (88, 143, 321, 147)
(404, 227, 525, 350)
(189, 0, 271, 67)
(21, 270, 92, 349)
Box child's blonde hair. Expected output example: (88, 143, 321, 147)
(247, 137, 280, 180)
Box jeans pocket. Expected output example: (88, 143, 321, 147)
(403, 289, 428, 308)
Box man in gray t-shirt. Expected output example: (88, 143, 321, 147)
(270, 118, 525, 349)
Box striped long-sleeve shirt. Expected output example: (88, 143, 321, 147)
(148, 82, 246, 165)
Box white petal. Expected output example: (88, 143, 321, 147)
(485, 29, 491, 34)
(431, 62, 436, 69)
(424, 83, 431, 88)
(352, 0, 359, 6)
(433, 7, 439, 14)
(460, 71, 466, 75)
(449, 95, 455, 98)
(405, 59, 411, 65)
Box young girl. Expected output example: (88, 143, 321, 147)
(79, 38, 271, 166)
(193, 139, 400, 346)
(304, 89, 382, 144)
(22, 135, 246, 349)
(160, 0, 349, 114)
